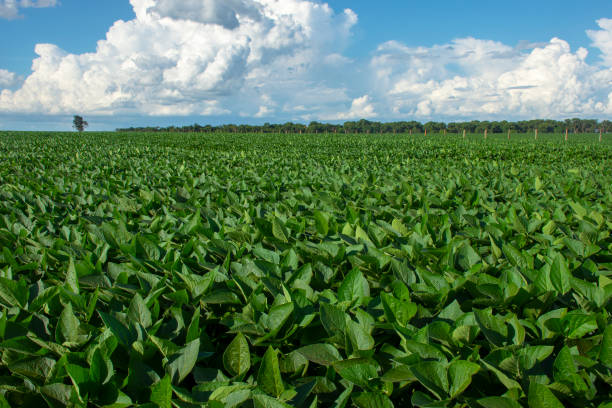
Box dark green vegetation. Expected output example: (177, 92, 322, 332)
(117, 118, 610, 135)
(0, 131, 611, 407)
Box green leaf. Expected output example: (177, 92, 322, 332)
(563, 312, 598, 339)
(65, 257, 80, 295)
(477, 396, 522, 408)
(186, 307, 201, 343)
(255, 302, 294, 344)
(223, 333, 251, 377)
(550, 253, 571, 295)
(599, 324, 612, 368)
(90, 348, 112, 385)
(333, 358, 379, 389)
(167, 339, 200, 384)
(411, 361, 449, 400)
(528, 382, 564, 408)
(404, 340, 447, 363)
(456, 243, 481, 271)
(253, 394, 293, 408)
(382, 365, 416, 383)
(258, 346, 284, 397)
(313, 211, 330, 236)
(149, 375, 172, 408)
(0, 277, 28, 308)
(553, 346, 587, 392)
(381, 293, 417, 327)
(8, 356, 55, 382)
(128, 293, 152, 328)
(346, 319, 375, 351)
(352, 392, 394, 408)
(338, 268, 370, 306)
(272, 218, 289, 243)
(56, 302, 80, 344)
(448, 360, 479, 399)
(474, 309, 509, 347)
(297, 343, 342, 366)
(99, 311, 135, 347)
(66, 363, 91, 402)
(502, 244, 527, 270)
(320, 303, 347, 337)
(411, 390, 451, 407)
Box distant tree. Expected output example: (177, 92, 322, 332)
(73, 115, 88, 132)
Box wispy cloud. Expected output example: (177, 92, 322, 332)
(0, 0, 57, 20)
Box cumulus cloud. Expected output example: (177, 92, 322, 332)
(0, 69, 20, 89)
(0, 0, 57, 19)
(370, 29, 612, 118)
(0, 0, 357, 117)
(1, 0, 612, 121)
(329, 95, 377, 120)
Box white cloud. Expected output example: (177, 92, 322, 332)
(0, 0, 57, 19)
(2, 1, 612, 122)
(0, 0, 357, 117)
(587, 18, 612, 66)
(370, 30, 612, 119)
(0, 69, 20, 89)
(329, 95, 377, 120)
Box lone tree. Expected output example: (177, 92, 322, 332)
(73, 115, 88, 132)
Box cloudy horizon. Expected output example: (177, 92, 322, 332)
(1, 0, 611, 130)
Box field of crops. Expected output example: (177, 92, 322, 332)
(0, 131, 610, 408)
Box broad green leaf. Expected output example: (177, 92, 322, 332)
(65, 257, 80, 295)
(347, 319, 375, 351)
(186, 307, 201, 343)
(528, 382, 564, 408)
(149, 375, 172, 408)
(381, 293, 417, 327)
(333, 358, 378, 389)
(338, 268, 370, 306)
(99, 311, 135, 347)
(404, 340, 447, 363)
(9, 356, 55, 382)
(128, 293, 152, 328)
(563, 312, 598, 339)
(258, 346, 284, 397)
(411, 361, 449, 400)
(456, 243, 481, 271)
(477, 396, 522, 408)
(56, 302, 80, 344)
(167, 339, 200, 384)
(381, 365, 416, 383)
(313, 211, 330, 236)
(553, 346, 587, 392)
(272, 218, 289, 243)
(223, 333, 251, 377)
(253, 394, 293, 408)
(502, 244, 527, 270)
(600, 324, 612, 368)
(550, 253, 571, 295)
(448, 360, 479, 399)
(320, 303, 347, 337)
(90, 348, 112, 385)
(297, 343, 342, 366)
(0, 277, 28, 308)
(352, 392, 394, 408)
(474, 309, 508, 347)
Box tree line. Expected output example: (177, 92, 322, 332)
(116, 118, 611, 134)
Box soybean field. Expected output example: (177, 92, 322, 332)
(0, 131, 611, 408)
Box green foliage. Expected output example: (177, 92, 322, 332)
(0, 131, 610, 407)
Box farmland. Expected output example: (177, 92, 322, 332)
(0, 131, 611, 407)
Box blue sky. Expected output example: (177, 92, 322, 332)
(1, 0, 611, 130)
